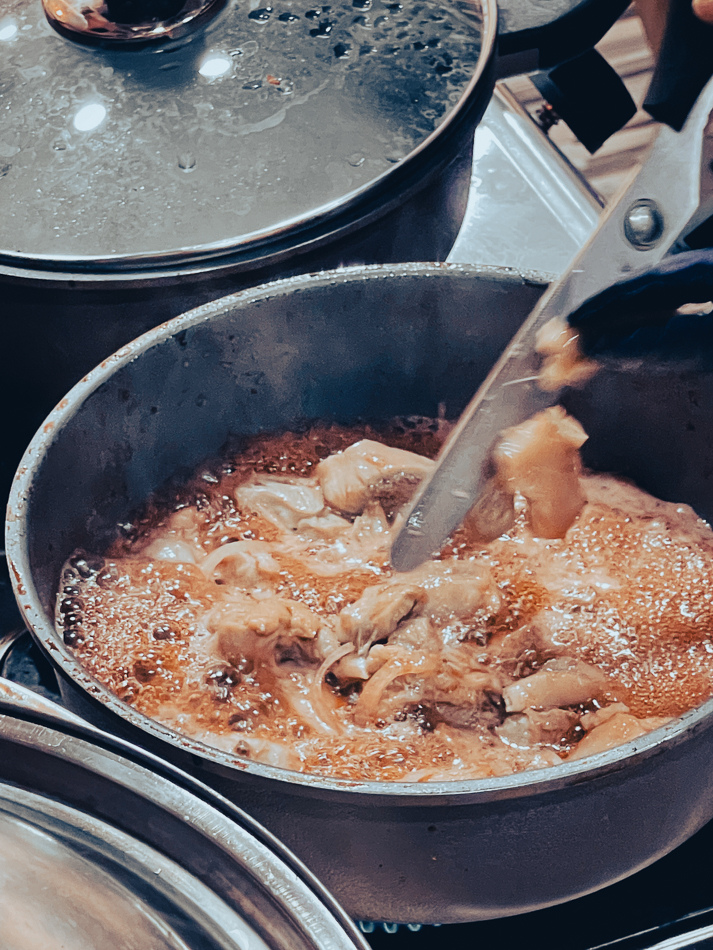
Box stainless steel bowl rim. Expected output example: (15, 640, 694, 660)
(7, 261, 709, 804)
(0, 703, 368, 949)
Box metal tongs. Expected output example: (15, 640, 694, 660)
(391, 3, 713, 572)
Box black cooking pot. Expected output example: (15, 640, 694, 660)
(9, 262, 713, 925)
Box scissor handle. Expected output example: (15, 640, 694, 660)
(568, 249, 713, 354)
(644, 0, 713, 130)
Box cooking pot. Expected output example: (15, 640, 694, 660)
(0, 677, 368, 950)
(9, 261, 713, 925)
(0, 0, 627, 506)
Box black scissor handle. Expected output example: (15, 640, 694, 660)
(644, 0, 713, 130)
(568, 249, 713, 355)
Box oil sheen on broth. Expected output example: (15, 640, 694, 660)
(57, 411, 713, 781)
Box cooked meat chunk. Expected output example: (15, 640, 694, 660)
(568, 711, 668, 761)
(336, 580, 425, 651)
(316, 439, 433, 515)
(461, 476, 516, 544)
(502, 657, 613, 712)
(411, 560, 501, 625)
(496, 707, 577, 748)
(535, 317, 598, 391)
(211, 595, 329, 669)
(335, 559, 499, 653)
(200, 541, 280, 589)
(494, 406, 587, 538)
(235, 476, 326, 531)
(142, 538, 199, 564)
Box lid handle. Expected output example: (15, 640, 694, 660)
(42, 0, 223, 44)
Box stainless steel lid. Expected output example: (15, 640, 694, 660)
(0, 0, 493, 275)
(0, 692, 367, 950)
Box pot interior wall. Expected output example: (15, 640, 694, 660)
(20, 267, 543, 610)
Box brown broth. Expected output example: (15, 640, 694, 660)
(58, 425, 713, 781)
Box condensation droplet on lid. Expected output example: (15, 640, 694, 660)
(309, 19, 333, 35)
(73, 103, 107, 132)
(52, 141, 67, 151)
(348, 152, 364, 166)
(199, 54, 232, 78)
(178, 153, 197, 171)
(248, 6, 272, 21)
(0, 20, 18, 40)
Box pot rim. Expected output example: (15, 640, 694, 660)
(7, 261, 711, 805)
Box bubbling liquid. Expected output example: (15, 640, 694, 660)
(57, 420, 713, 781)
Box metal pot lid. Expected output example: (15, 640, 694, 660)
(0, 0, 492, 274)
(0, 705, 367, 950)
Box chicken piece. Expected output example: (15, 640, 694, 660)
(535, 317, 598, 392)
(136, 506, 206, 562)
(210, 594, 328, 669)
(486, 618, 561, 677)
(433, 693, 506, 731)
(200, 541, 280, 589)
(461, 476, 516, 545)
(496, 707, 578, 749)
(493, 406, 588, 538)
(335, 558, 500, 655)
(579, 702, 631, 731)
(235, 477, 326, 532)
(420, 639, 504, 725)
(294, 512, 353, 540)
(142, 538, 199, 564)
(282, 502, 393, 576)
(568, 712, 664, 761)
(388, 616, 434, 652)
(410, 560, 501, 626)
(336, 580, 425, 652)
(502, 657, 613, 712)
(316, 439, 434, 515)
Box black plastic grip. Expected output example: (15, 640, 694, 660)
(568, 249, 713, 354)
(497, 0, 630, 67)
(644, 0, 713, 130)
(531, 49, 636, 154)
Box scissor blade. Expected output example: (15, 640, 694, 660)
(391, 77, 713, 573)
(389, 299, 558, 572)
